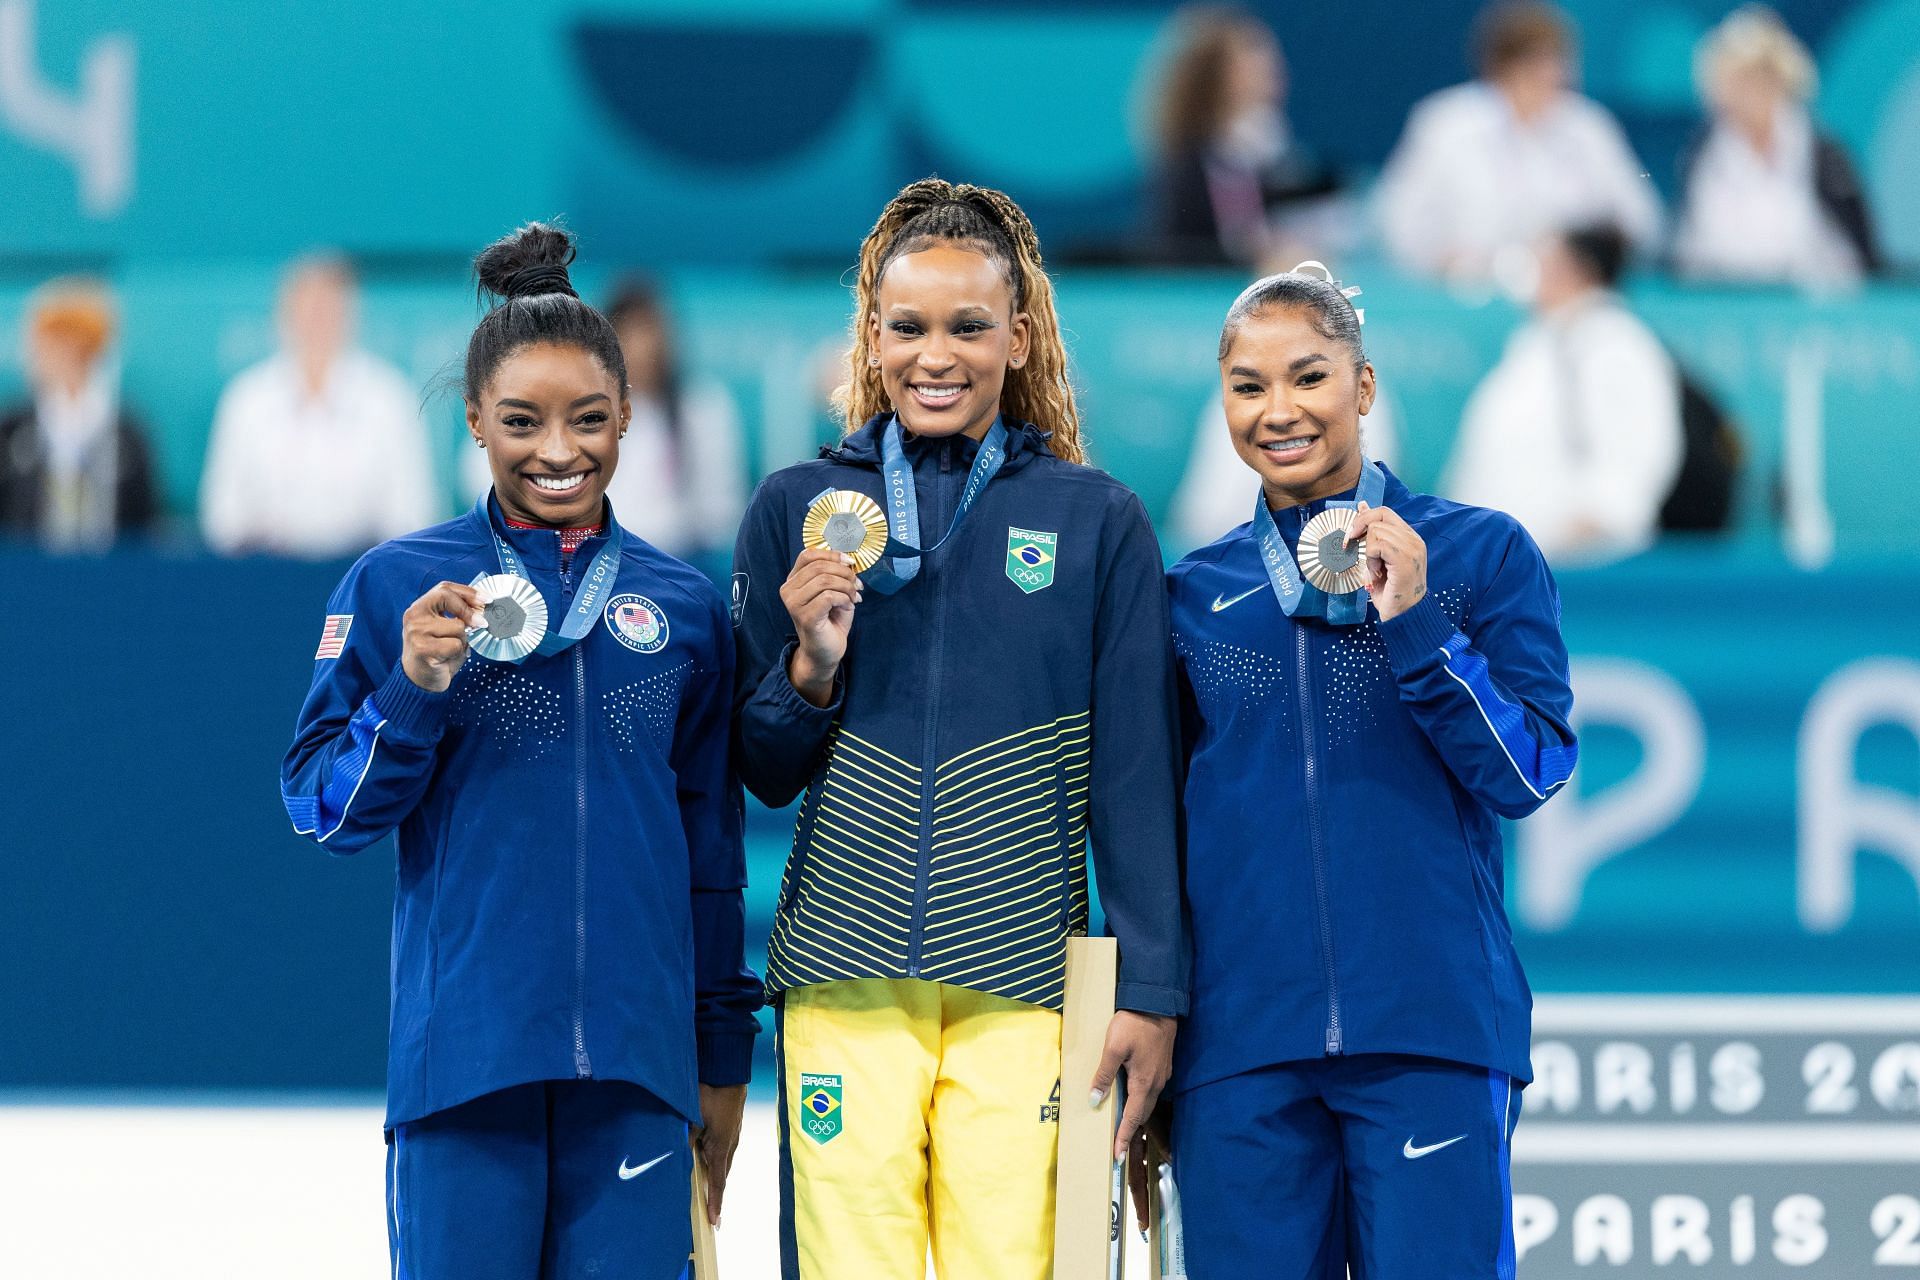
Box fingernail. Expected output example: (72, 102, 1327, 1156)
(1139, 1229, 1149, 1243)
(1089, 1088, 1106, 1108)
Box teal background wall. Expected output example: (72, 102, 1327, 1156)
(9, 0, 1920, 263)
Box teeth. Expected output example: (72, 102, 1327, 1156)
(1262, 438, 1313, 454)
(915, 385, 963, 400)
(532, 473, 585, 491)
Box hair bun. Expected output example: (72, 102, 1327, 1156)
(474, 221, 579, 302)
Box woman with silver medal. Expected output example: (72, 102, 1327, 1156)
(1159, 265, 1578, 1278)
(282, 224, 760, 1280)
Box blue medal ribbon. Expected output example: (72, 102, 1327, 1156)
(858, 415, 1009, 595)
(1251, 458, 1385, 626)
(472, 492, 625, 661)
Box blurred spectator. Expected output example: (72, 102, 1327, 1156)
(1141, 5, 1340, 266)
(199, 254, 435, 558)
(462, 276, 746, 559)
(1375, 2, 1661, 287)
(1444, 225, 1682, 564)
(0, 278, 161, 551)
(1673, 5, 1883, 285)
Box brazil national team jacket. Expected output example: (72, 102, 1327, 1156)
(1167, 465, 1575, 1090)
(281, 497, 762, 1129)
(732, 414, 1189, 1018)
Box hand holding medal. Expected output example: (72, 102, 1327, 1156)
(780, 541, 865, 709)
(401, 581, 487, 693)
(467, 573, 550, 663)
(1343, 501, 1427, 622)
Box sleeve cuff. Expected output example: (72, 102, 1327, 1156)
(1115, 981, 1189, 1019)
(370, 665, 452, 745)
(765, 641, 843, 722)
(696, 1029, 758, 1088)
(1379, 595, 1459, 676)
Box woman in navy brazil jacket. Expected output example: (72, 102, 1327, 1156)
(732, 179, 1188, 1279)
(281, 225, 760, 1280)
(1165, 267, 1577, 1279)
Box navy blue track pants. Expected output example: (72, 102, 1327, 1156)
(1172, 1054, 1519, 1279)
(386, 1079, 693, 1280)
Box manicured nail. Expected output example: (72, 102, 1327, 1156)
(1089, 1087, 1106, 1108)
(1139, 1229, 1149, 1243)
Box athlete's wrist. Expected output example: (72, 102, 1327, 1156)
(787, 648, 839, 708)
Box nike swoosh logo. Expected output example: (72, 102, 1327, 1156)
(618, 1151, 673, 1180)
(1403, 1134, 1468, 1160)
(1210, 585, 1264, 613)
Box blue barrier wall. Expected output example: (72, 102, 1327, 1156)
(2, 548, 1915, 1090)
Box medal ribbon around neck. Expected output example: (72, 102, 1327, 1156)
(467, 492, 625, 663)
(807, 415, 1009, 597)
(1251, 458, 1385, 626)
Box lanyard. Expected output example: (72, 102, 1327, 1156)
(1251, 458, 1384, 626)
(861, 415, 1009, 595)
(474, 492, 624, 659)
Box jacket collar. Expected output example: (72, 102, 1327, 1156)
(823, 412, 1052, 470)
(465, 491, 614, 574)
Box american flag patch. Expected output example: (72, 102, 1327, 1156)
(315, 614, 353, 659)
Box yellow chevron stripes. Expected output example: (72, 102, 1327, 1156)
(767, 712, 1095, 1010)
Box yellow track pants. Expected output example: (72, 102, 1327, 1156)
(776, 978, 1063, 1279)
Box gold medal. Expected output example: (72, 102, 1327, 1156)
(1296, 508, 1369, 595)
(802, 490, 889, 572)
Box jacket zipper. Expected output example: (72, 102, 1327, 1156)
(1295, 623, 1343, 1055)
(564, 555, 592, 1078)
(907, 440, 956, 978)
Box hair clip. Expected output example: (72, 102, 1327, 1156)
(1287, 260, 1365, 326)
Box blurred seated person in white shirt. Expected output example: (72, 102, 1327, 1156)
(1375, 2, 1662, 288)
(1444, 224, 1682, 565)
(1141, 5, 1341, 267)
(199, 254, 436, 558)
(0, 278, 161, 550)
(463, 276, 746, 560)
(1673, 5, 1883, 285)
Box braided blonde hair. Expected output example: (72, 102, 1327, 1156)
(837, 177, 1085, 464)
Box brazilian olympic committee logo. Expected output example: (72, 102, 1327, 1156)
(1006, 527, 1058, 594)
(604, 594, 669, 654)
(799, 1073, 843, 1145)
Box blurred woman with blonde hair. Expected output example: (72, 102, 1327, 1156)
(0, 278, 160, 549)
(1673, 4, 1883, 283)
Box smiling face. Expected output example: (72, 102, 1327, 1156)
(466, 341, 628, 527)
(870, 243, 1030, 441)
(1220, 306, 1375, 509)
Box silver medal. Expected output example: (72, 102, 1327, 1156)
(1296, 508, 1369, 595)
(468, 573, 549, 662)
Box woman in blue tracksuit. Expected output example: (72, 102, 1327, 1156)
(281, 224, 761, 1280)
(1165, 267, 1578, 1278)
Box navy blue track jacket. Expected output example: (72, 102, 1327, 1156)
(1168, 465, 1576, 1089)
(282, 498, 762, 1129)
(732, 415, 1190, 1017)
